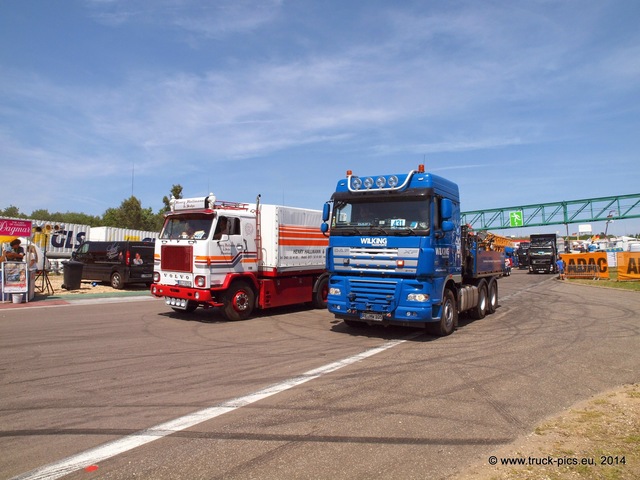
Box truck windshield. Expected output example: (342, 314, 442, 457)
(160, 213, 214, 240)
(332, 198, 429, 235)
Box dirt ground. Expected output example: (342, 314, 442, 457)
(458, 383, 639, 479)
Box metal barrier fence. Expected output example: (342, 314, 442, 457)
(566, 264, 599, 280)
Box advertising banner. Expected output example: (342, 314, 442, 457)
(0, 218, 32, 243)
(2, 261, 28, 293)
(560, 252, 609, 279)
(615, 253, 640, 281)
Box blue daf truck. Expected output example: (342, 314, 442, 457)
(320, 164, 504, 336)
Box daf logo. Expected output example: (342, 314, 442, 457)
(361, 237, 388, 246)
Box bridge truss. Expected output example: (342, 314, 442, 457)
(461, 193, 640, 233)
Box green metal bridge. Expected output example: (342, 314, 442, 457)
(461, 193, 640, 234)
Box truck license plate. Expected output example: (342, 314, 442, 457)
(361, 312, 383, 322)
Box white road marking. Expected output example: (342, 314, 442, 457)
(13, 335, 419, 480)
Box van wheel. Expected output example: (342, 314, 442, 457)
(110, 272, 124, 289)
(469, 280, 487, 320)
(427, 288, 457, 336)
(223, 282, 255, 321)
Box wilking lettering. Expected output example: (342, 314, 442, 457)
(360, 237, 388, 247)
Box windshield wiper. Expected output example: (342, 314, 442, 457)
(337, 227, 363, 235)
(367, 226, 389, 235)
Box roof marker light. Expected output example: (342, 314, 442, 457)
(418, 164, 425, 173)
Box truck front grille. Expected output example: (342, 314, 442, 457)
(161, 245, 193, 272)
(348, 279, 398, 308)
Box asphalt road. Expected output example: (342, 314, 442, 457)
(1, 270, 638, 479)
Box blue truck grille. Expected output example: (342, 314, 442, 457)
(348, 279, 398, 310)
(333, 247, 418, 274)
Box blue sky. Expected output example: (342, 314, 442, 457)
(1, 0, 639, 235)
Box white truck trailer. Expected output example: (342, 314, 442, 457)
(151, 194, 329, 320)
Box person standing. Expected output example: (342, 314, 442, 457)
(556, 256, 566, 280)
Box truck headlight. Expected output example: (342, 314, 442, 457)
(407, 293, 429, 302)
(329, 287, 341, 296)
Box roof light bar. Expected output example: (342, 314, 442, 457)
(346, 166, 424, 193)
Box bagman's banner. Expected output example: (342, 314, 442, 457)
(560, 252, 609, 279)
(616, 252, 640, 281)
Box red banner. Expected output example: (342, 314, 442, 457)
(0, 218, 32, 237)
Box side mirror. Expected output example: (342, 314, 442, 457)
(320, 223, 329, 234)
(442, 220, 454, 232)
(322, 202, 331, 222)
(441, 198, 453, 220)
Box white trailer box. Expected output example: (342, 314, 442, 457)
(88, 227, 159, 242)
(258, 205, 326, 272)
(32, 222, 91, 259)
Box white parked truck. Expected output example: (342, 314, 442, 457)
(151, 194, 329, 320)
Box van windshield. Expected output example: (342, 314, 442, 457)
(160, 213, 214, 240)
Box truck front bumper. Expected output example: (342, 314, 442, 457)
(327, 277, 437, 326)
(151, 283, 223, 307)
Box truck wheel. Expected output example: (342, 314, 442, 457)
(110, 272, 124, 289)
(428, 288, 457, 336)
(487, 279, 498, 314)
(469, 281, 487, 320)
(312, 276, 329, 309)
(223, 282, 255, 321)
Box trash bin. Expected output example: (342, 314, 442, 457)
(62, 260, 84, 290)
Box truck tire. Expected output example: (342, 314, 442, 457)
(427, 288, 457, 336)
(223, 282, 255, 321)
(469, 280, 487, 320)
(110, 271, 124, 289)
(312, 276, 329, 309)
(487, 279, 498, 314)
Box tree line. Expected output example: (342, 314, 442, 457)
(1, 185, 183, 232)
